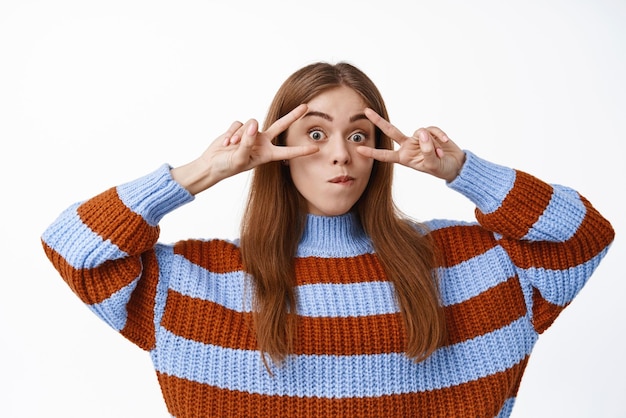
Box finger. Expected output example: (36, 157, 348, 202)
(274, 144, 319, 161)
(263, 103, 308, 140)
(425, 126, 450, 143)
(227, 124, 246, 146)
(364, 108, 408, 145)
(417, 129, 438, 158)
(414, 127, 446, 158)
(227, 133, 241, 146)
(356, 146, 399, 163)
(221, 121, 244, 146)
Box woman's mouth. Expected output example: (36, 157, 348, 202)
(329, 175, 355, 185)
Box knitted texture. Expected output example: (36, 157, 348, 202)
(41, 152, 614, 417)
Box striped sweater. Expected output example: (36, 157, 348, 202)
(41, 151, 614, 417)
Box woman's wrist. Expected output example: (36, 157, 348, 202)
(171, 158, 217, 195)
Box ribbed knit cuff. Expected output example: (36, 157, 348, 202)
(116, 163, 195, 226)
(447, 151, 516, 214)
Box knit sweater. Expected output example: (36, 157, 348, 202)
(41, 151, 614, 417)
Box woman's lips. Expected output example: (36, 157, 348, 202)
(329, 175, 355, 184)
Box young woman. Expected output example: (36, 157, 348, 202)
(41, 62, 614, 417)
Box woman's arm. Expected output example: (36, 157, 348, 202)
(41, 164, 193, 349)
(448, 151, 614, 331)
(358, 108, 614, 332)
(41, 107, 318, 348)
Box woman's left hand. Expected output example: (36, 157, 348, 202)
(357, 108, 466, 182)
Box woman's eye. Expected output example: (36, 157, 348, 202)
(349, 133, 366, 143)
(308, 130, 325, 141)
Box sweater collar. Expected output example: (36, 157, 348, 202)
(296, 212, 374, 258)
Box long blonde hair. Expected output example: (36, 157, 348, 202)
(240, 62, 446, 365)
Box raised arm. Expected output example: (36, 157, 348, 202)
(358, 109, 614, 332)
(41, 164, 192, 350)
(448, 151, 614, 331)
(41, 106, 319, 349)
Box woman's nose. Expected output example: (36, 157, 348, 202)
(329, 137, 351, 165)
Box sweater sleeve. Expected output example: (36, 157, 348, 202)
(448, 151, 615, 333)
(41, 164, 194, 350)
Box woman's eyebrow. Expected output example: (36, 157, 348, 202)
(303, 111, 332, 121)
(302, 111, 368, 123)
(349, 113, 368, 123)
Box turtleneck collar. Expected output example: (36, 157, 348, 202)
(296, 212, 374, 258)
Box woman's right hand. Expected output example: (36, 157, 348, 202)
(171, 104, 318, 195)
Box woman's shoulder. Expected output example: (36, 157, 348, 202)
(422, 218, 478, 231)
(421, 219, 499, 257)
(157, 237, 243, 272)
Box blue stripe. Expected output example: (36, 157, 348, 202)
(152, 316, 536, 398)
(297, 282, 398, 317)
(523, 185, 585, 242)
(425, 218, 476, 232)
(519, 248, 610, 305)
(496, 397, 516, 417)
(438, 245, 516, 306)
(154, 245, 177, 328)
(169, 255, 400, 317)
(170, 245, 519, 317)
(88, 276, 140, 331)
(41, 202, 128, 269)
(168, 255, 253, 312)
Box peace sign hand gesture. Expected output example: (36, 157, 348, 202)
(357, 108, 466, 183)
(172, 104, 318, 195)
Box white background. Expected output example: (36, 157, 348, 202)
(1, 0, 624, 416)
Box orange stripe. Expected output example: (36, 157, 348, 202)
(501, 195, 615, 270)
(445, 277, 527, 346)
(174, 239, 243, 274)
(157, 357, 528, 418)
(173, 242, 391, 286)
(531, 288, 568, 334)
(42, 240, 141, 304)
(77, 187, 159, 255)
(121, 250, 160, 350)
(430, 224, 498, 268)
(161, 277, 527, 355)
(578, 194, 616, 246)
(161, 289, 258, 351)
(161, 290, 406, 355)
(295, 253, 388, 285)
(296, 314, 406, 355)
(477, 171, 552, 240)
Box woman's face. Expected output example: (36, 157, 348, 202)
(285, 86, 376, 216)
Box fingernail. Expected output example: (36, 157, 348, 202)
(247, 121, 256, 135)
